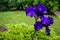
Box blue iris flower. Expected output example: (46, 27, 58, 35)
(25, 3, 54, 35)
(26, 3, 47, 17)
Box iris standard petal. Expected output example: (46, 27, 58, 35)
(37, 3, 47, 15)
(38, 3, 43, 9)
(33, 7, 41, 16)
(42, 5, 47, 14)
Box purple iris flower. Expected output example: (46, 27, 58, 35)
(34, 21, 43, 31)
(25, 3, 54, 35)
(26, 3, 47, 17)
(26, 6, 36, 17)
(40, 15, 53, 26)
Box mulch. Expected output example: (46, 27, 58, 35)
(0, 25, 8, 32)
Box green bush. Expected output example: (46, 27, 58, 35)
(45, 0, 58, 15)
(0, 22, 59, 40)
(0, 0, 58, 12)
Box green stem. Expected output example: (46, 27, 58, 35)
(31, 16, 38, 40)
(35, 16, 38, 22)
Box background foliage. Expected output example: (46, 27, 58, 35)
(0, 0, 58, 12)
(0, 22, 59, 40)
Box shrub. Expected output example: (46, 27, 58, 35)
(0, 0, 58, 12)
(0, 22, 59, 40)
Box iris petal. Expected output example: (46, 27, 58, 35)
(26, 11, 36, 17)
(42, 5, 47, 14)
(37, 3, 47, 15)
(34, 21, 43, 31)
(45, 26, 50, 35)
(40, 15, 53, 26)
(26, 6, 36, 17)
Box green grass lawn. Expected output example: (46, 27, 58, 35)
(0, 11, 35, 25)
(0, 11, 60, 36)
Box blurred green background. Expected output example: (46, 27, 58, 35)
(0, 0, 58, 12)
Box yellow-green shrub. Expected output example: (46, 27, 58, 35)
(0, 22, 59, 40)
